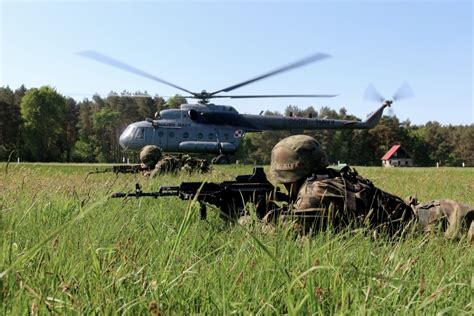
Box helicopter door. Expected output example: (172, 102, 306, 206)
(144, 127, 152, 144)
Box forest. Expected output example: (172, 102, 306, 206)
(1, 85, 473, 166)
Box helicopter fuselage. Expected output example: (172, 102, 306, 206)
(118, 102, 389, 154)
(119, 104, 244, 153)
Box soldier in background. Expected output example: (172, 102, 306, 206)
(265, 135, 473, 241)
(152, 154, 211, 176)
(89, 146, 210, 177)
(86, 145, 161, 177)
(139, 145, 162, 168)
(181, 154, 211, 174)
(153, 155, 181, 175)
(138, 148, 211, 177)
(139, 145, 162, 176)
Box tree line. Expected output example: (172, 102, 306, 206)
(1, 85, 473, 166)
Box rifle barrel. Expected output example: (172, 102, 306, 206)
(111, 185, 181, 198)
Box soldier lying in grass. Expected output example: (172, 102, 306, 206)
(262, 135, 473, 242)
(140, 145, 211, 176)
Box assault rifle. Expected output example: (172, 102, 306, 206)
(111, 167, 288, 220)
(87, 164, 150, 176)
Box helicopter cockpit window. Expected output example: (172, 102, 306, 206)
(183, 132, 189, 139)
(135, 127, 144, 140)
(198, 133, 203, 139)
(158, 131, 164, 138)
(224, 133, 229, 140)
(122, 126, 136, 138)
(169, 131, 175, 138)
(208, 133, 214, 140)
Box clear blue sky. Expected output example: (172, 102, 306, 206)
(1, 0, 472, 124)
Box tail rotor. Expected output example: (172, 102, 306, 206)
(392, 82, 415, 102)
(364, 82, 414, 117)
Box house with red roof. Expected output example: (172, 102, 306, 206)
(381, 144, 414, 167)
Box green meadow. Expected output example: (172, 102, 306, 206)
(1, 164, 473, 314)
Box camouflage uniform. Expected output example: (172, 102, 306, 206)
(152, 155, 182, 175)
(266, 135, 414, 235)
(181, 154, 211, 174)
(150, 154, 211, 177)
(408, 198, 474, 242)
(288, 167, 414, 234)
(181, 154, 194, 174)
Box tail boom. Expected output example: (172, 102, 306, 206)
(241, 104, 388, 131)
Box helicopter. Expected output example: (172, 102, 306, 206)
(79, 50, 409, 164)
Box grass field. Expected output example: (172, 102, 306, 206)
(1, 163, 473, 314)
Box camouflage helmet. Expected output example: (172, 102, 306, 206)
(139, 145, 162, 167)
(270, 135, 328, 183)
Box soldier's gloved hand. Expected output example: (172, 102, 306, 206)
(262, 205, 288, 224)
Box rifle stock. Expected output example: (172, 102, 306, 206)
(111, 167, 288, 220)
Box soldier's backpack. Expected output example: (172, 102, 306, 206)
(289, 166, 414, 234)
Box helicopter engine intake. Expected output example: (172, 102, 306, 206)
(188, 109, 199, 121)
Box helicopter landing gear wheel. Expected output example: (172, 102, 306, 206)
(212, 154, 230, 165)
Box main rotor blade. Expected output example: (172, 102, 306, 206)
(78, 50, 196, 96)
(107, 93, 153, 98)
(392, 82, 414, 101)
(203, 94, 338, 99)
(364, 83, 385, 103)
(65, 92, 167, 99)
(209, 52, 331, 96)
